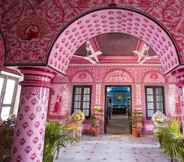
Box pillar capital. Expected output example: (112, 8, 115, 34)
(172, 66, 184, 87)
(19, 67, 55, 87)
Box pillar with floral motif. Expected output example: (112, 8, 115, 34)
(172, 67, 184, 133)
(11, 68, 55, 162)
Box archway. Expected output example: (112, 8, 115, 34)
(48, 7, 180, 75)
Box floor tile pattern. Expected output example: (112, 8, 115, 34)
(55, 135, 170, 162)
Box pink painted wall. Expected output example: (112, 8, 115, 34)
(180, 87, 184, 133)
(0, 35, 4, 66)
(48, 63, 178, 134)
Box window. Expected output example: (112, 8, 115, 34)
(0, 74, 18, 121)
(72, 86, 91, 118)
(145, 86, 165, 119)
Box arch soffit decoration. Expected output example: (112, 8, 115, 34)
(142, 70, 166, 83)
(70, 70, 94, 83)
(48, 7, 180, 75)
(103, 69, 134, 83)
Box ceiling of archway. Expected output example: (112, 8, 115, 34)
(0, 0, 183, 74)
(75, 33, 156, 56)
(48, 8, 179, 74)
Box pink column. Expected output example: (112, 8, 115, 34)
(172, 68, 184, 133)
(11, 68, 55, 162)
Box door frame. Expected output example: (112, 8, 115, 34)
(104, 85, 132, 134)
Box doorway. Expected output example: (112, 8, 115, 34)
(105, 86, 132, 134)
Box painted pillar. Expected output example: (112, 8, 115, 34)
(94, 84, 104, 133)
(172, 68, 184, 133)
(11, 68, 55, 162)
(167, 84, 177, 117)
(135, 84, 142, 111)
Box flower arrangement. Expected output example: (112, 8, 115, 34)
(152, 111, 167, 127)
(71, 111, 85, 123)
(64, 111, 85, 140)
(94, 106, 102, 113)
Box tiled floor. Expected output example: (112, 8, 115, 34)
(107, 114, 130, 134)
(55, 135, 170, 162)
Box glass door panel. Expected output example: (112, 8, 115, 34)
(0, 77, 4, 96)
(72, 86, 91, 118)
(1, 106, 11, 121)
(3, 79, 16, 104)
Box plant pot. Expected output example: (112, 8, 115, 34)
(88, 127, 100, 136)
(132, 128, 141, 137)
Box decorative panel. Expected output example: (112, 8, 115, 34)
(143, 71, 165, 83)
(167, 74, 177, 83)
(103, 70, 133, 83)
(49, 84, 71, 116)
(71, 71, 94, 83)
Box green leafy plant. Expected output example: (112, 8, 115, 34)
(154, 119, 184, 162)
(0, 127, 13, 162)
(43, 122, 77, 162)
(90, 115, 97, 127)
(94, 106, 102, 113)
(83, 115, 100, 136)
(0, 115, 16, 162)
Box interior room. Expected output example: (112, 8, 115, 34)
(105, 86, 131, 134)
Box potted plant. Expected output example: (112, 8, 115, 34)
(89, 115, 100, 136)
(43, 121, 77, 162)
(154, 118, 184, 162)
(64, 111, 85, 140)
(0, 115, 16, 162)
(82, 115, 100, 136)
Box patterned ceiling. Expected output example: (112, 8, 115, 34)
(0, 0, 183, 74)
(75, 33, 156, 56)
